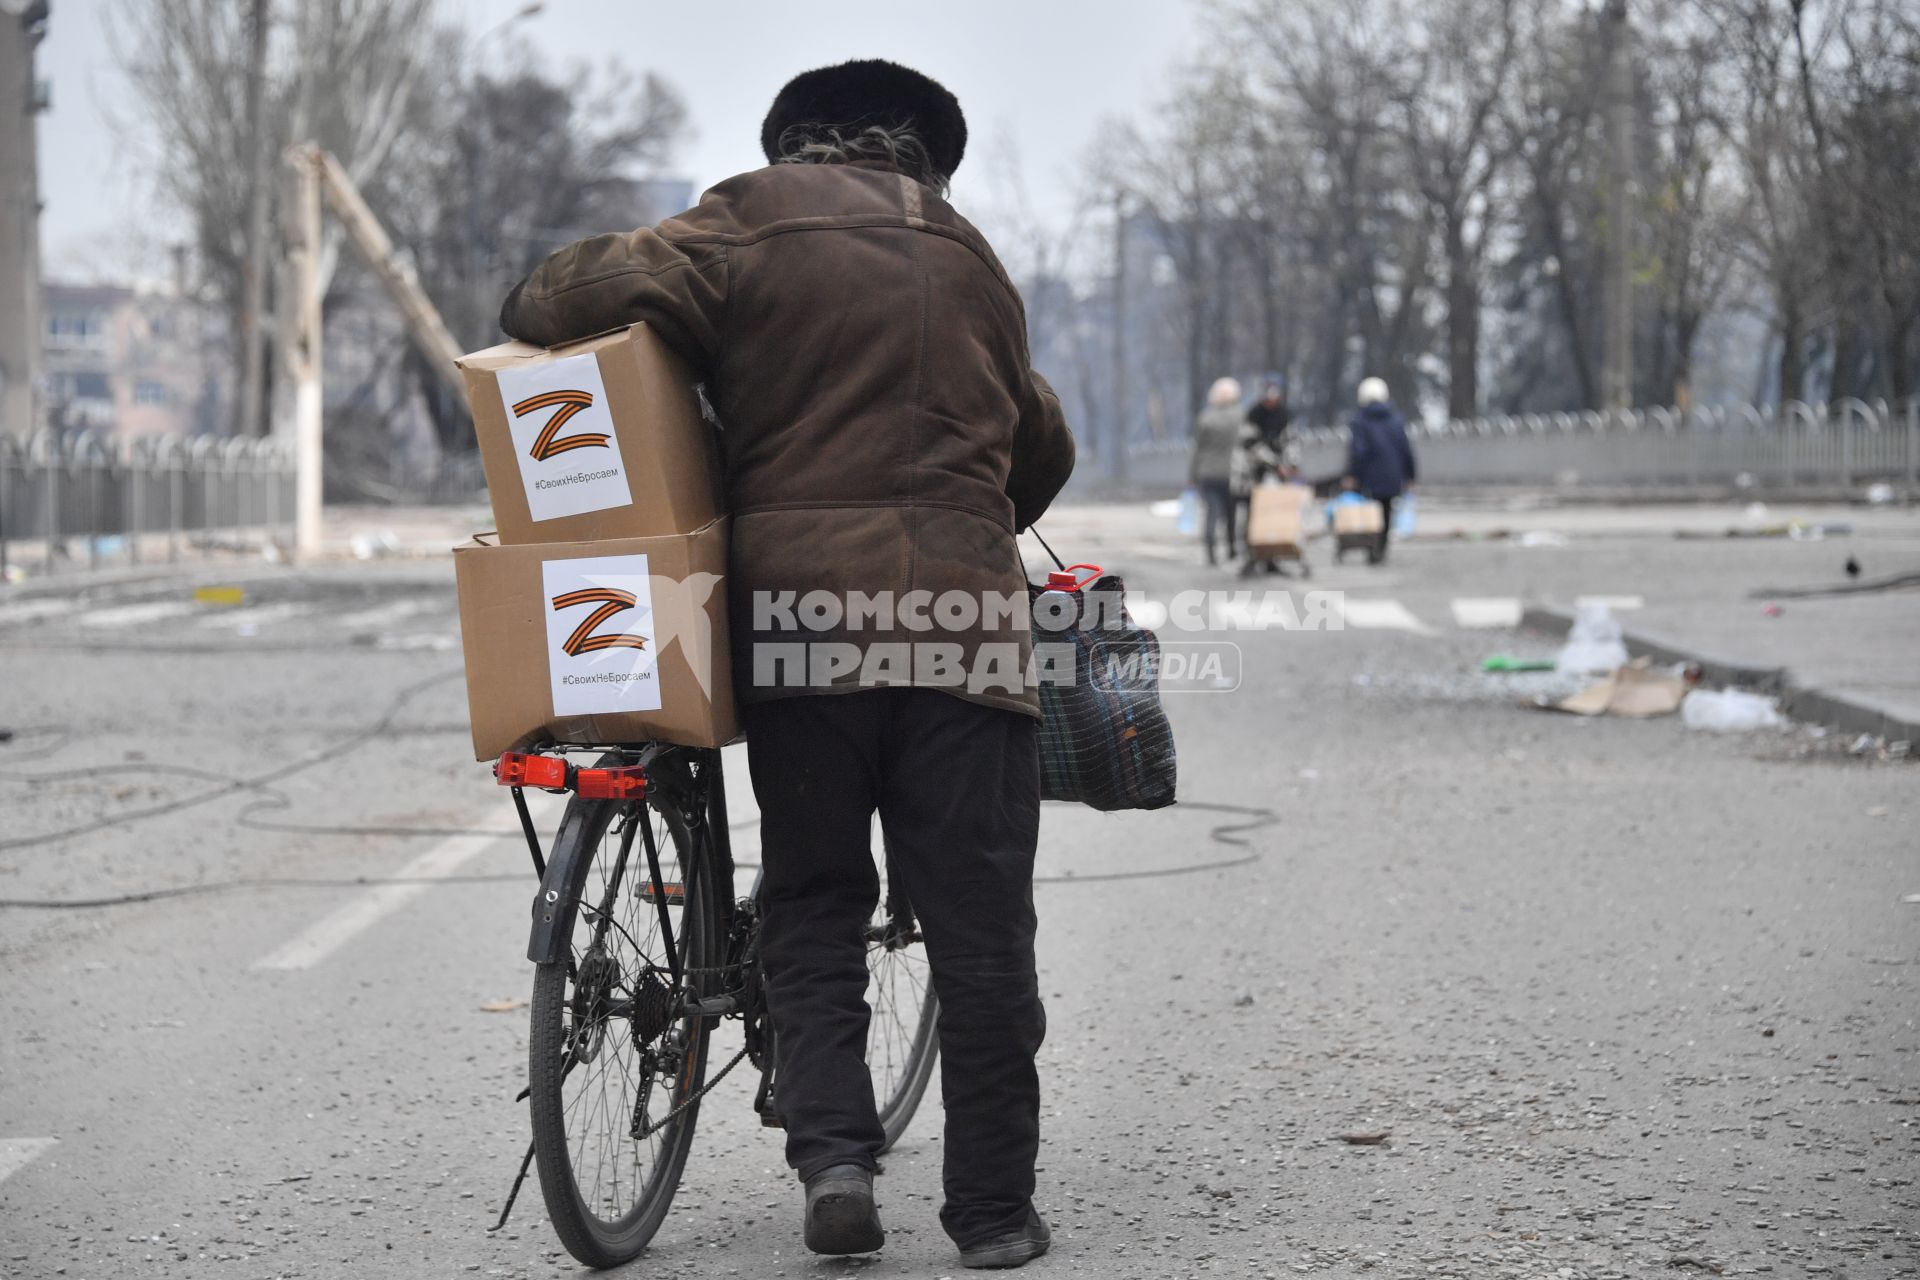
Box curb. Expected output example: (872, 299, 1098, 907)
(1521, 605, 1919, 744)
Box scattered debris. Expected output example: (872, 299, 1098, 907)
(1681, 688, 1786, 732)
(1336, 1132, 1391, 1146)
(349, 530, 403, 561)
(1667, 1254, 1726, 1275)
(193, 585, 246, 607)
(1845, 556, 1861, 579)
(1900, 894, 1920, 905)
(479, 998, 528, 1013)
(1850, 733, 1879, 756)
(1866, 806, 1888, 818)
(1761, 601, 1783, 617)
(1865, 482, 1895, 505)
(1482, 655, 1555, 673)
(1517, 530, 1569, 548)
(1540, 658, 1689, 718)
(1555, 602, 1629, 675)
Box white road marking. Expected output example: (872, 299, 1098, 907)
(77, 601, 196, 629)
(333, 599, 432, 632)
(0, 599, 77, 625)
(1451, 597, 1524, 629)
(255, 827, 502, 971)
(0, 1137, 57, 1185)
(197, 602, 309, 630)
(1336, 598, 1437, 634)
(1576, 594, 1645, 611)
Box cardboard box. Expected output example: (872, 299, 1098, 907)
(1245, 483, 1310, 557)
(1331, 499, 1385, 535)
(459, 324, 722, 544)
(454, 518, 736, 759)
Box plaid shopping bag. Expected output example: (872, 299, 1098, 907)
(1028, 566, 1178, 812)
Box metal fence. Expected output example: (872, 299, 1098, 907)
(1125, 397, 1920, 494)
(0, 429, 296, 577)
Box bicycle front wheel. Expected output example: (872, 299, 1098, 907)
(528, 788, 721, 1268)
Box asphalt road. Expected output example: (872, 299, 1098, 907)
(0, 508, 1914, 1279)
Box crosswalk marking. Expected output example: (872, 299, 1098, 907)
(333, 599, 432, 632)
(0, 599, 78, 625)
(1336, 598, 1437, 634)
(1451, 597, 1524, 629)
(0, 1137, 57, 1186)
(197, 602, 310, 631)
(77, 601, 197, 629)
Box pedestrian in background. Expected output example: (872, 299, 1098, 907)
(1245, 375, 1291, 475)
(1189, 376, 1251, 567)
(1343, 376, 1417, 565)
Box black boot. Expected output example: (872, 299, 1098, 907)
(804, 1164, 883, 1255)
(802, 1166, 883, 1258)
(959, 1206, 1051, 1269)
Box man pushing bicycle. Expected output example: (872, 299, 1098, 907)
(501, 58, 1075, 1269)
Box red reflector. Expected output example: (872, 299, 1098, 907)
(575, 765, 648, 801)
(496, 752, 567, 790)
(639, 882, 685, 904)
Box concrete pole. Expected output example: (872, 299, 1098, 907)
(1600, 0, 1634, 414)
(235, 0, 273, 437)
(289, 146, 324, 560)
(0, 2, 48, 440)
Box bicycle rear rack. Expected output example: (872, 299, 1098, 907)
(492, 750, 651, 879)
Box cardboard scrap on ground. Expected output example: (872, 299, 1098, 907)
(1536, 657, 1689, 718)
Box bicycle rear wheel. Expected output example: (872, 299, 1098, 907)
(867, 874, 940, 1152)
(528, 785, 722, 1268)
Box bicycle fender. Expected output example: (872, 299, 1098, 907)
(526, 798, 604, 965)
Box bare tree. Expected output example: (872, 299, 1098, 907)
(1390, 0, 1518, 418)
(112, 0, 437, 434)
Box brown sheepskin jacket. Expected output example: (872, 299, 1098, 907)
(500, 159, 1076, 717)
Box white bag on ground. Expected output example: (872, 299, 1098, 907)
(1556, 602, 1630, 675)
(1681, 688, 1786, 732)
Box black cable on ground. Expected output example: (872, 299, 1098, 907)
(0, 799, 1279, 910)
(0, 668, 463, 853)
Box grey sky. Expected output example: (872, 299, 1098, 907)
(37, 0, 1202, 282)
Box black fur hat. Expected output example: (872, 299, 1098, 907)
(760, 59, 967, 178)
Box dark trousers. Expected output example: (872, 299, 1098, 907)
(1197, 479, 1236, 564)
(742, 688, 1046, 1247)
(1368, 493, 1398, 563)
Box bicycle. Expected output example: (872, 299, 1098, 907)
(486, 742, 941, 1269)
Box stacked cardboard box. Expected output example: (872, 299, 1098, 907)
(453, 325, 736, 759)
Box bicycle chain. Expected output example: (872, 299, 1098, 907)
(633, 1043, 752, 1140)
